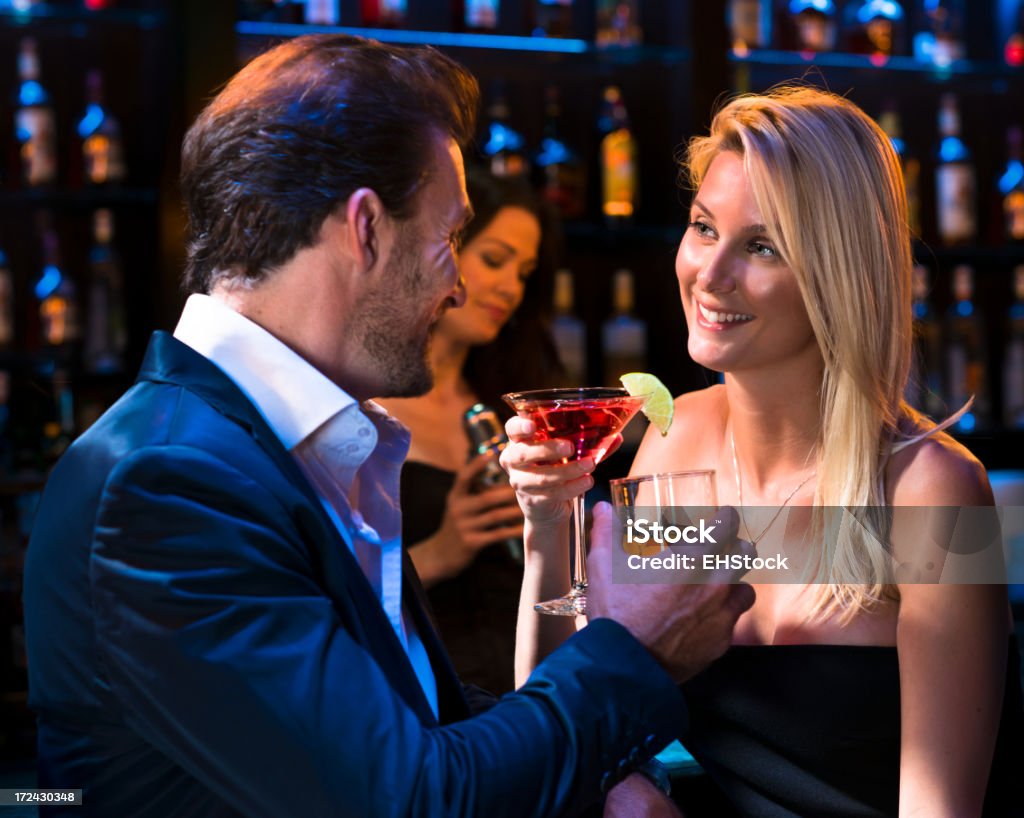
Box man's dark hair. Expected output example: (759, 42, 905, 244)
(180, 34, 479, 293)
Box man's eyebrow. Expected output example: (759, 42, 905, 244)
(691, 199, 767, 234)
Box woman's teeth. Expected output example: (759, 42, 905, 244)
(699, 303, 754, 324)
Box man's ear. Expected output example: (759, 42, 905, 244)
(344, 188, 390, 273)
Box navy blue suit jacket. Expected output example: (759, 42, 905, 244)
(24, 332, 688, 817)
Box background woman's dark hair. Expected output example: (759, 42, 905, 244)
(460, 166, 566, 414)
(180, 34, 479, 294)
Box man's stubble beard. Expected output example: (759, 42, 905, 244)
(360, 229, 437, 398)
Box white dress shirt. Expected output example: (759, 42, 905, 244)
(174, 293, 438, 717)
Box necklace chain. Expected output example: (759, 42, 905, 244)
(730, 427, 815, 546)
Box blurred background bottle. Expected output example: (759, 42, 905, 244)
(532, 0, 573, 37)
(843, 0, 906, 57)
(0, 247, 12, 350)
(536, 86, 585, 219)
(602, 268, 646, 383)
(362, 0, 406, 27)
(914, 0, 966, 66)
(14, 37, 57, 188)
(934, 93, 976, 246)
(907, 264, 943, 416)
(596, 0, 641, 48)
(999, 125, 1024, 243)
(464, 0, 498, 31)
(35, 228, 80, 350)
(463, 404, 523, 563)
(878, 99, 921, 236)
(482, 90, 529, 179)
(550, 269, 586, 386)
(84, 209, 127, 374)
(945, 264, 988, 432)
(305, 0, 340, 24)
(1004, 265, 1024, 429)
(729, 0, 771, 54)
(77, 69, 126, 187)
(598, 85, 637, 225)
(784, 0, 837, 52)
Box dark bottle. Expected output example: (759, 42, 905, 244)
(944, 264, 988, 432)
(362, 0, 406, 27)
(13, 37, 57, 188)
(35, 229, 80, 350)
(84, 209, 127, 373)
(934, 94, 976, 246)
(878, 100, 921, 237)
(999, 126, 1024, 243)
(536, 86, 585, 220)
(596, 0, 642, 48)
(532, 0, 573, 38)
(598, 85, 637, 225)
(482, 92, 529, 179)
(0, 246, 13, 349)
(463, 404, 523, 563)
(1004, 266, 1024, 429)
(77, 69, 126, 187)
(906, 264, 943, 416)
(843, 0, 905, 56)
(913, 0, 965, 66)
(785, 0, 837, 52)
(1006, 0, 1024, 66)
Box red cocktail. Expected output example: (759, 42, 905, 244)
(503, 387, 648, 615)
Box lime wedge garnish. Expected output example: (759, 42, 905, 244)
(620, 372, 673, 436)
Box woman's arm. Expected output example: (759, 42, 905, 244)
(892, 441, 1008, 818)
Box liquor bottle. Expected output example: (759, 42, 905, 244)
(602, 269, 646, 383)
(463, 404, 523, 563)
(785, 0, 837, 52)
(906, 264, 943, 416)
(0, 370, 11, 474)
(598, 86, 637, 224)
(945, 264, 987, 432)
(550, 269, 587, 386)
(728, 0, 771, 54)
(533, 0, 573, 38)
(77, 70, 126, 187)
(1004, 266, 1024, 428)
(85, 209, 127, 373)
(999, 126, 1024, 243)
(877, 100, 921, 236)
(842, 0, 905, 57)
(482, 92, 529, 179)
(535, 86, 585, 220)
(913, 0, 965, 66)
(1006, 1, 1024, 66)
(35, 230, 80, 349)
(362, 0, 406, 26)
(305, 0, 339, 24)
(464, 0, 499, 31)
(13, 37, 57, 188)
(0, 246, 12, 348)
(41, 367, 75, 463)
(596, 0, 642, 48)
(934, 94, 976, 246)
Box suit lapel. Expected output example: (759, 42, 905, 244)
(136, 331, 445, 724)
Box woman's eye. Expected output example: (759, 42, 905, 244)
(688, 220, 715, 239)
(482, 254, 505, 269)
(748, 241, 776, 259)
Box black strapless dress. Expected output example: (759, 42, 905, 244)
(400, 461, 523, 695)
(678, 639, 1024, 817)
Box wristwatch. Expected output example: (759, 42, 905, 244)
(636, 757, 672, 797)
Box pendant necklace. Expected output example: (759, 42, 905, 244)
(730, 427, 816, 546)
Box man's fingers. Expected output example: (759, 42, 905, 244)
(726, 582, 756, 617)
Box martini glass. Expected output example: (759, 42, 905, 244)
(502, 387, 649, 616)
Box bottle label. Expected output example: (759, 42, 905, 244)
(602, 129, 636, 218)
(936, 164, 976, 242)
(16, 107, 57, 186)
(1005, 190, 1024, 241)
(83, 134, 126, 185)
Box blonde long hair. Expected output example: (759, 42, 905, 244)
(685, 86, 918, 620)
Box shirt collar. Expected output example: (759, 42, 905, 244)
(173, 293, 387, 451)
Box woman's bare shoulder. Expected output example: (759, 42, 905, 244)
(631, 385, 727, 474)
(888, 427, 992, 506)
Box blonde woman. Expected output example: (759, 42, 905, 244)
(502, 86, 1023, 817)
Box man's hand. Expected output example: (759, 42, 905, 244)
(586, 503, 755, 683)
(604, 774, 684, 818)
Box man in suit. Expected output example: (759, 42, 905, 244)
(23, 34, 753, 817)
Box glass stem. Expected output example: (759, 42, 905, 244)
(571, 493, 587, 593)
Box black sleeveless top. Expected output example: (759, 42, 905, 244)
(679, 639, 1024, 817)
(400, 461, 523, 695)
